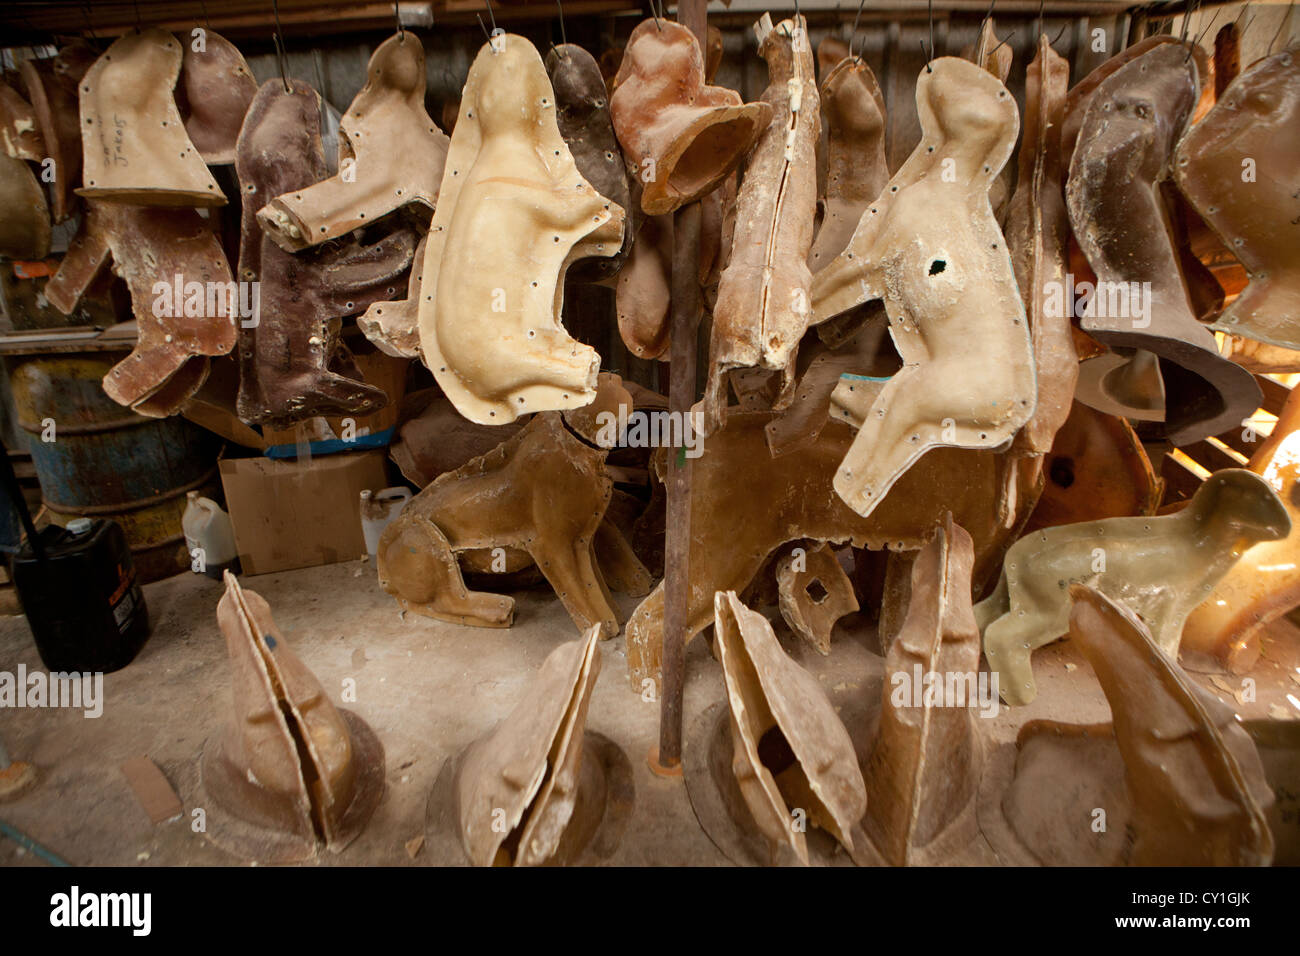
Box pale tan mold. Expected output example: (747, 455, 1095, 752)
(775, 542, 858, 655)
(1183, 388, 1300, 673)
(1221, 335, 1300, 375)
(455, 628, 601, 866)
(1004, 36, 1077, 457)
(811, 57, 1035, 520)
(714, 591, 866, 864)
(77, 29, 225, 207)
(806, 55, 888, 272)
(257, 33, 447, 251)
(201, 572, 384, 862)
(416, 34, 622, 425)
(0, 152, 50, 260)
(626, 411, 1025, 690)
(175, 29, 257, 165)
(702, 15, 820, 435)
(614, 213, 673, 359)
(378, 411, 630, 638)
(864, 515, 982, 866)
(1014, 585, 1274, 866)
(0, 79, 44, 161)
(979, 469, 1291, 706)
(610, 19, 772, 216)
(1175, 49, 1300, 351)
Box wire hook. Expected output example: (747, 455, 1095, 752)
(271, 0, 291, 92)
(848, 0, 867, 60)
(556, 0, 567, 49)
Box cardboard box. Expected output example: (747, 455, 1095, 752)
(260, 348, 410, 459)
(219, 450, 389, 575)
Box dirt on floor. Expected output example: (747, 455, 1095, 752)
(0, 558, 1296, 867)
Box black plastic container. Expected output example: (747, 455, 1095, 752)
(10, 517, 151, 673)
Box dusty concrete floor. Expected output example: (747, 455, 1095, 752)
(0, 559, 1297, 867)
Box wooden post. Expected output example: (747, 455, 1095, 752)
(656, 0, 708, 772)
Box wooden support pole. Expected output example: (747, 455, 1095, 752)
(656, 0, 708, 772)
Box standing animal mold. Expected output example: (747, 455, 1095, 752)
(377, 407, 642, 639)
(978, 469, 1291, 706)
(864, 515, 983, 866)
(1175, 49, 1300, 354)
(811, 56, 1035, 521)
(256, 32, 449, 251)
(713, 591, 866, 865)
(454, 629, 602, 866)
(175, 29, 258, 166)
(416, 34, 623, 425)
(703, 14, 821, 435)
(1001, 586, 1274, 866)
(1183, 388, 1300, 673)
(234, 79, 416, 428)
(200, 572, 385, 863)
(76, 29, 225, 206)
(1066, 42, 1261, 445)
(610, 19, 772, 216)
(546, 43, 634, 281)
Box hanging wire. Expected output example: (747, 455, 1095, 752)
(132, 0, 142, 32)
(1187, 4, 1221, 61)
(556, 0, 567, 48)
(485, 0, 498, 34)
(650, 0, 663, 33)
(198, 0, 213, 32)
(271, 0, 291, 92)
(1268, 0, 1296, 54)
(1036, 0, 1045, 39)
(848, 0, 868, 60)
(477, 13, 492, 42)
(395, 2, 404, 39)
(924, 0, 935, 72)
(989, 27, 1017, 57)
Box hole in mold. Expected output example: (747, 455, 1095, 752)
(1049, 456, 1075, 489)
(928, 259, 946, 276)
(805, 579, 829, 604)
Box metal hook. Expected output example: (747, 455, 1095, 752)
(927, 0, 935, 71)
(1269, 0, 1296, 55)
(556, 0, 568, 48)
(1187, 4, 1221, 62)
(395, 2, 404, 39)
(1050, 21, 1068, 46)
(485, 0, 498, 34)
(989, 27, 1016, 58)
(650, 0, 664, 32)
(198, 0, 213, 32)
(1036, 0, 1045, 39)
(848, 0, 867, 60)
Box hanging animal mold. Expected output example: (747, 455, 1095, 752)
(610, 19, 772, 216)
(978, 469, 1290, 706)
(416, 33, 623, 424)
(175, 29, 258, 166)
(702, 13, 820, 435)
(77, 29, 225, 206)
(1174, 48, 1300, 355)
(200, 573, 385, 863)
(257, 32, 449, 251)
(810, 56, 1035, 521)
(19, 43, 96, 222)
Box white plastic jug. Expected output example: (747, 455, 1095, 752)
(182, 491, 239, 578)
(360, 487, 412, 559)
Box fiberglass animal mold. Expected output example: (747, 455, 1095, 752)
(863, 515, 983, 866)
(978, 469, 1291, 706)
(0, 153, 50, 260)
(77, 29, 225, 206)
(1174, 48, 1300, 353)
(810, 56, 1035, 521)
(201, 573, 385, 863)
(998, 586, 1274, 866)
(775, 542, 858, 655)
(174, 29, 258, 166)
(19, 43, 96, 223)
(416, 33, 624, 425)
(1065, 42, 1261, 445)
(610, 19, 772, 216)
(256, 32, 449, 252)
(234, 79, 416, 428)
(703, 14, 820, 435)
(714, 591, 866, 865)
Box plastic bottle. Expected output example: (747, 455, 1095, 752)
(182, 491, 240, 579)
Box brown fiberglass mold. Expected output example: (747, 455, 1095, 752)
(234, 79, 415, 428)
(417, 34, 622, 425)
(19, 43, 96, 222)
(1066, 42, 1261, 445)
(775, 541, 858, 655)
(77, 29, 225, 207)
(811, 56, 1035, 520)
(0, 78, 44, 161)
(999, 585, 1274, 866)
(978, 469, 1290, 706)
(714, 591, 866, 865)
(614, 212, 673, 359)
(610, 19, 772, 216)
(0, 152, 50, 260)
(703, 15, 820, 436)
(257, 32, 449, 251)
(1175, 48, 1300, 353)
(175, 29, 258, 166)
(201, 572, 385, 863)
(862, 515, 982, 866)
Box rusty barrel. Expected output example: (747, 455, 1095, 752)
(8, 353, 223, 582)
